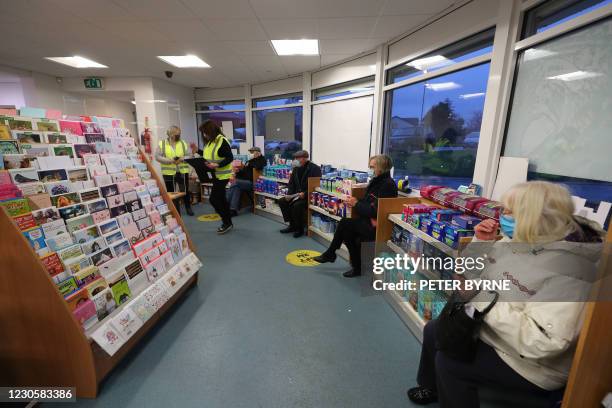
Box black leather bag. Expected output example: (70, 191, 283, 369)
(435, 290, 499, 363)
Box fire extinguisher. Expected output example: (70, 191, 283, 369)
(141, 128, 152, 154)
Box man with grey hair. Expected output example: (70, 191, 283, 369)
(278, 150, 321, 238)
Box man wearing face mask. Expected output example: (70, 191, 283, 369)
(313, 155, 397, 277)
(155, 125, 194, 216)
(226, 146, 267, 216)
(277, 150, 321, 238)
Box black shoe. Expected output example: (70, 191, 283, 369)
(407, 387, 438, 405)
(293, 229, 304, 238)
(342, 269, 362, 278)
(230, 210, 238, 217)
(312, 252, 337, 263)
(280, 227, 295, 234)
(217, 223, 233, 234)
(186, 207, 194, 216)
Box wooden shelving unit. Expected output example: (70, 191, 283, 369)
(306, 177, 367, 261)
(0, 148, 199, 398)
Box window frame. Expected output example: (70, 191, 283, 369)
(252, 92, 304, 111)
(312, 76, 376, 103)
(194, 99, 246, 113)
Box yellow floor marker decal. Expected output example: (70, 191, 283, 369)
(198, 213, 221, 222)
(286, 249, 322, 267)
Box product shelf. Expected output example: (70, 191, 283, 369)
(388, 213, 461, 257)
(385, 240, 449, 292)
(308, 204, 343, 221)
(254, 191, 282, 200)
(384, 290, 425, 343)
(259, 176, 290, 183)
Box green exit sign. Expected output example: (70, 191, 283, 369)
(84, 77, 104, 89)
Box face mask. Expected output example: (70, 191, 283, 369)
(248, 153, 254, 160)
(367, 169, 375, 178)
(291, 159, 300, 168)
(499, 215, 515, 238)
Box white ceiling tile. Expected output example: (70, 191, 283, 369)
(148, 19, 218, 43)
(319, 39, 380, 55)
(180, 0, 256, 19)
(250, 0, 320, 19)
(94, 21, 171, 43)
(240, 55, 287, 77)
(203, 18, 268, 41)
(313, 0, 385, 18)
(260, 18, 319, 39)
(46, 0, 135, 21)
(370, 15, 433, 39)
(0, 0, 81, 22)
(381, 0, 455, 16)
(317, 17, 377, 39)
(112, 0, 194, 19)
(222, 41, 275, 56)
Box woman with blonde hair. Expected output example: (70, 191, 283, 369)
(155, 125, 194, 216)
(313, 155, 398, 277)
(407, 181, 604, 407)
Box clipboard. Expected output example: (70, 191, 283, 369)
(184, 157, 214, 182)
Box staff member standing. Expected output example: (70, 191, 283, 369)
(226, 146, 267, 216)
(313, 155, 397, 277)
(278, 150, 321, 238)
(155, 125, 194, 216)
(198, 120, 234, 234)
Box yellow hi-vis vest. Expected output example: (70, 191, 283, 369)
(159, 139, 190, 175)
(203, 134, 232, 180)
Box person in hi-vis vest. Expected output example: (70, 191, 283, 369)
(197, 120, 234, 234)
(154, 125, 194, 216)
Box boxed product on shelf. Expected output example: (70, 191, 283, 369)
(419, 185, 444, 199)
(449, 193, 489, 214)
(401, 203, 438, 221)
(451, 214, 481, 229)
(310, 191, 349, 218)
(430, 208, 462, 222)
(417, 288, 446, 321)
(474, 200, 504, 220)
(430, 220, 447, 242)
(443, 224, 475, 249)
(262, 164, 291, 180)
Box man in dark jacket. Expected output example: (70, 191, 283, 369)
(313, 155, 397, 277)
(278, 150, 322, 238)
(226, 146, 267, 216)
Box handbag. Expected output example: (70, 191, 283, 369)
(435, 290, 499, 363)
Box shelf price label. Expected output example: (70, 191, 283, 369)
(84, 77, 104, 89)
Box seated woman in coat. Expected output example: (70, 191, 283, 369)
(408, 180, 604, 407)
(313, 155, 398, 277)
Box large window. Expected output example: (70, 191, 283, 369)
(504, 16, 612, 207)
(253, 107, 303, 160)
(522, 0, 611, 37)
(195, 100, 246, 149)
(386, 28, 495, 85)
(384, 63, 491, 189)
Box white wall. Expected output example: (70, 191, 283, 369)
(194, 86, 244, 102)
(251, 76, 303, 98)
(151, 77, 197, 146)
(312, 53, 378, 89)
(0, 82, 25, 107)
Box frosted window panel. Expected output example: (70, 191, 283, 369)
(312, 95, 374, 171)
(504, 18, 612, 182)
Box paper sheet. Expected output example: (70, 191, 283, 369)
(255, 136, 265, 152)
(491, 156, 528, 201)
(221, 121, 233, 140)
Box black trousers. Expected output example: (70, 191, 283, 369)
(417, 319, 548, 408)
(163, 173, 191, 210)
(278, 198, 307, 231)
(325, 217, 375, 271)
(209, 178, 232, 225)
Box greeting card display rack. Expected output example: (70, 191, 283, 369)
(0, 148, 199, 398)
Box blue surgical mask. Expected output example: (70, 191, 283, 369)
(291, 159, 300, 168)
(367, 169, 374, 178)
(499, 215, 515, 238)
